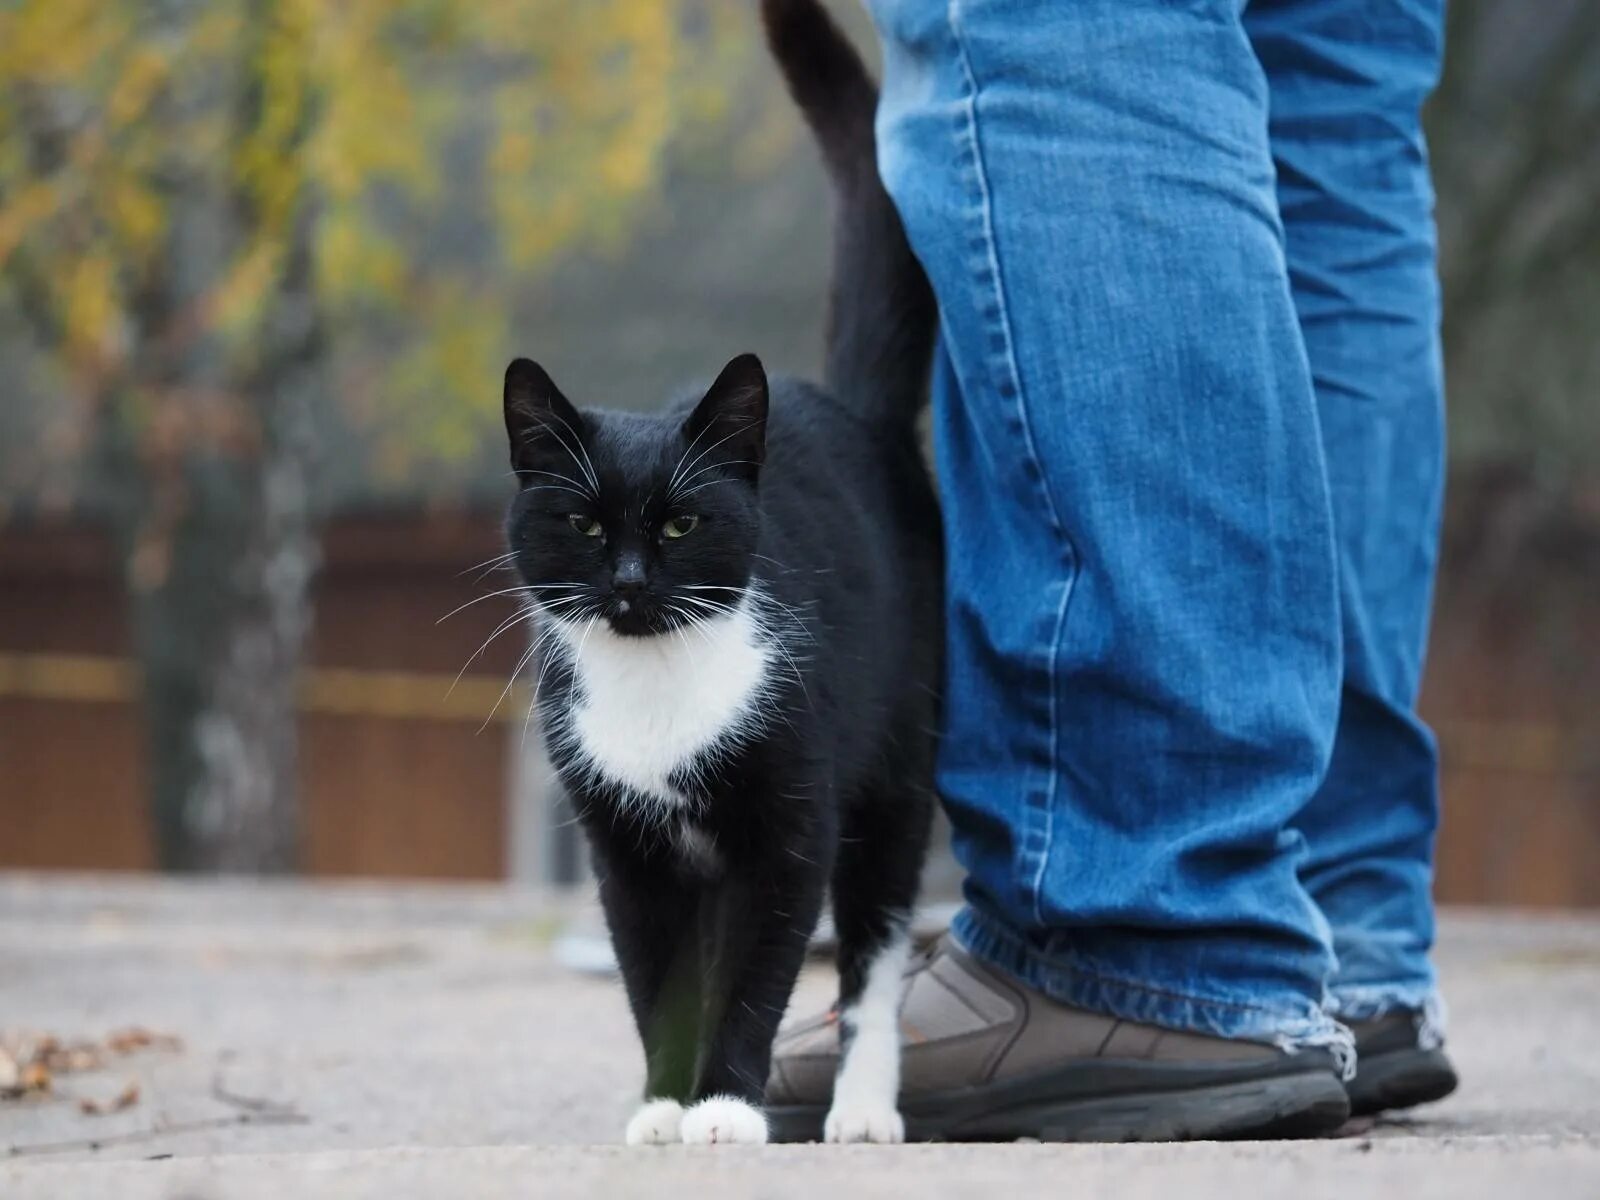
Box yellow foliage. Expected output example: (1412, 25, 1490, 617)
(212, 244, 285, 340)
(104, 47, 171, 129)
(62, 253, 119, 363)
(392, 285, 507, 464)
(0, 181, 61, 265)
(102, 175, 166, 260)
(0, 0, 127, 88)
(0, 0, 749, 468)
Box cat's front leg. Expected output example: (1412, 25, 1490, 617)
(677, 1094, 771, 1146)
(680, 853, 829, 1145)
(593, 841, 704, 1144)
(624, 1097, 686, 1146)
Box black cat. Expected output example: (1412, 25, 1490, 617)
(500, 0, 941, 1145)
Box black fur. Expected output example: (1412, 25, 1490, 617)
(761, 0, 938, 428)
(501, 0, 941, 1116)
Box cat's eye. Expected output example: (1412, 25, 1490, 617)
(568, 514, 603, 538)
(662, 514, 699, 540)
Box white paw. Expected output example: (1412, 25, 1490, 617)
(625, 1098, 685, 1146)
(824, 1096, 905, 1144)
(679, 1096, 769, 1145)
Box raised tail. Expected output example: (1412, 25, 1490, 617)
(759, 0, 937, 429)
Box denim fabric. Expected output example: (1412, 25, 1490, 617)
(865, 0, 1446, 1056)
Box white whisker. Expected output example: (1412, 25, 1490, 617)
(672, 457, 760, 494)
(673, 589, 813, 707)
(541, 411, 602, 495)
(515, 469, 593, 499)
(526, 621, 572, 715)
(436, 585, 540, 625)
(459, 550, 518, 579)
(481, 638, 540, 733)
(665, 416, 721, 496)
(671, 478, 739, 501)
(667, 423, 755, 500)
(447, 606, 536, 696)
(529, 416, 600, 498)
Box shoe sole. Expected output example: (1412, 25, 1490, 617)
(1346, 1047, 1458, 1117)
(769, 1069, 1350, 1144)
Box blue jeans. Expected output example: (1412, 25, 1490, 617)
(867, 0, 1446, 1058)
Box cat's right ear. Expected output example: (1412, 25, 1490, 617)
(504, 358, 585, 477)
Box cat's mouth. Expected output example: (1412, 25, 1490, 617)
(604, 597, 678, 638)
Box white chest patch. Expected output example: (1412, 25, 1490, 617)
(547, 601, 772, 817)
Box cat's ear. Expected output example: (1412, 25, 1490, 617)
(504, 358, 585, 477)
(682, 353, 768, 483)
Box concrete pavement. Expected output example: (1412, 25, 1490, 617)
(2, 874, 1596, 1196)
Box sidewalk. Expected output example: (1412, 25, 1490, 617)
(2, 873, 1597, 1197)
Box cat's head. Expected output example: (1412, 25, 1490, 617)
(502, 354, 769, 638)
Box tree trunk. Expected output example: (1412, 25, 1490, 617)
(131, 414, 317, 873)
(192, 238, 322, 871)
(185, 433, 316, 870)
(111, 0, 326, 873)
(125, 208, 323, 873)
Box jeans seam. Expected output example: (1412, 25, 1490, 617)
(1328, 981, 1440, 1012)
(947, 0, 1080, 928)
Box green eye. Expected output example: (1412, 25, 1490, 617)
(568, 514, 603, 538)
(662, 514, 699, 539)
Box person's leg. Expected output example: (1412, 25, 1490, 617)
(1244, 0, 1454, 1111)
(876, 0, 1344, 1044)
(766, 0, 1370, 1138)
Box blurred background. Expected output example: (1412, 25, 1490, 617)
(0, 1, 1595, 905)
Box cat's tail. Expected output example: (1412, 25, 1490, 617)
(759, 0, 937, 430)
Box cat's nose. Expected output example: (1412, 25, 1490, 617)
(612, 555, 647, 596)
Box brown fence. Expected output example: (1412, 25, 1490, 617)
(0, 515, 521, 878)
(1, 513, 1595, 904)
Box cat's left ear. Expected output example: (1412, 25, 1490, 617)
(682, 353, 768, 483)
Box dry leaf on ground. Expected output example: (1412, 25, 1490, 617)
(0, 1057, 53, 1096)
(106, 1027, 184, 1055)
(78, 1080, 141, 1116)
(2, 1026, 182, 1102)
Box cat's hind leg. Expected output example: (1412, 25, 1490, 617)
(824, 784, 934, 1143)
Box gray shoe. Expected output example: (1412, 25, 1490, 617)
(1344, 1010, 1458, 1116)
(767, 937, 1349, 1142)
